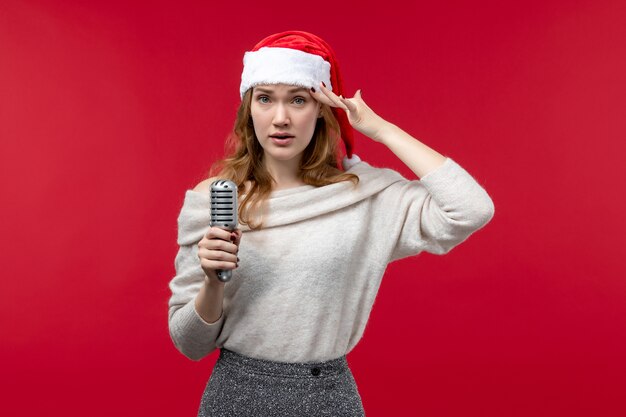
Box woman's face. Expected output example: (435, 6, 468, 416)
(250, 84, 321, 165)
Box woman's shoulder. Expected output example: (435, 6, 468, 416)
(192, 177, 218, 193)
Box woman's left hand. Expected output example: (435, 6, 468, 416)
(311, 82, 391, 143)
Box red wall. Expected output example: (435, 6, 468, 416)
(1, 0, 625, 416)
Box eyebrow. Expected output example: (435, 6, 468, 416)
(254, 87, 309, 94)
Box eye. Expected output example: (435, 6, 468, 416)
(293, 97, 306, 105)
(258, 95, 270, 104)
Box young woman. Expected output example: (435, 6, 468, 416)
(168, 30, 495, 416)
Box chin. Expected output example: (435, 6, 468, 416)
(270, 152, 302, 161)
(263, 147, 304, 160)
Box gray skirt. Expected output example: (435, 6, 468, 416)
(197, 348, 366, 416)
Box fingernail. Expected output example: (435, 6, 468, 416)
(237, 257, 240, 262)
(321, 81, 326, 87)
(310, 87, 316, 93)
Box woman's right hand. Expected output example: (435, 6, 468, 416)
(197, 227, 241, 284)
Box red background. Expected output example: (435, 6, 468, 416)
(2, 0, 625, 416)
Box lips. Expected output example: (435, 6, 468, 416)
(269, 132, 295, 146)
(271, 136, 294, 146)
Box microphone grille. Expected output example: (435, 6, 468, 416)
(210, 180, 238, 230)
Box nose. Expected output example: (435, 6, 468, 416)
(272, 102, 290, 126)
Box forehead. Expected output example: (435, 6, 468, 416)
(253, 84, 309, 94)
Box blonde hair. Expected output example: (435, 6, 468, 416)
(207, 88, 359, 230)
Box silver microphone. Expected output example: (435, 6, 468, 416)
(209, 179, 238, 282)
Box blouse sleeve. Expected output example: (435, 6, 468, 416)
(382, 157, 495, 262)
(167, 196, 224, 361)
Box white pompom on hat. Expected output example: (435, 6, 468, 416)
(239, 31, 355, 162)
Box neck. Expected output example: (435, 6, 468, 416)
(263, 154, 305, 191)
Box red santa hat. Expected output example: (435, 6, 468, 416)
(239, 31, 355, 163)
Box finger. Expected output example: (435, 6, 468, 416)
(200, 257, 238, 271)
(318, 82, 343, 103)
(355, 89, 368, 106)
(231, 229, 243, 244)
(207, 226, 233, 241)
(310, 86, 335, 107)
(319, 82, 349, 111)
(339, 96, 358, 113)
(198, 249, 238, 271)
(206, 249, 238, 263)
(199, 238, 238, 254)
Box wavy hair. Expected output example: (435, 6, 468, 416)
(207, 88, 360, 230)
